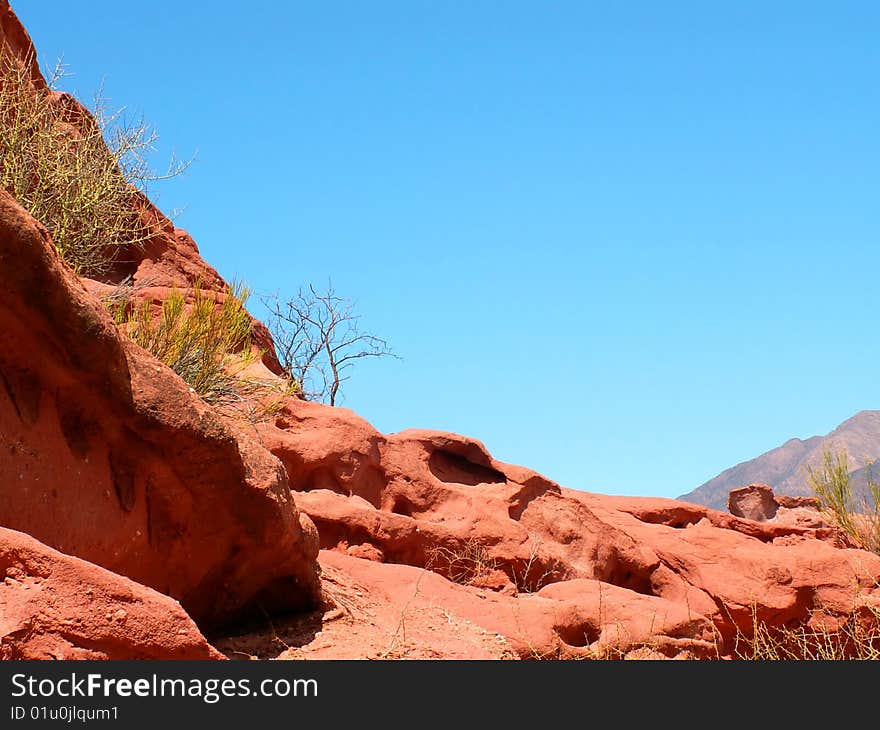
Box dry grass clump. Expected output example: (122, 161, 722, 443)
(226, 376, 300, 424)
(512, 535, 565, 593)
(106, 278, 297, 419)
(734, 603, 880, 660)
(559, 605, 880, 661)
(115, 281, 256, 404)
(426, 540, 499, 586)
(808, 448, 880, 554)
(426, 535, 565, 593)
(0, 54, 186, 276)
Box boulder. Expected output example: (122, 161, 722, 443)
(0, 526, 222, 659)
(728, 484, 779, 521)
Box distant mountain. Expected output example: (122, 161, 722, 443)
(678, 411, 880, 511)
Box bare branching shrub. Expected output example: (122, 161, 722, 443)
(0, 54, 189, 276)
(115, 281, 256, 404)
(808, 448, 880, 554)
(263, 282, 397, 406)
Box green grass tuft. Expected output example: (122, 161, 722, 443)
(808, 448, 880, 554)
(116, 281, 256, 404)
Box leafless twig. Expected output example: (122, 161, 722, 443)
(262, 281, 398, 405)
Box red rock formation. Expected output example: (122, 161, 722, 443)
(248, 397, 880, 658)
(0, 0, 313, 632)
(0, 187, 320, 627)
(3, 0, 880, 661)
(317, 550, 718, 659)
(0, 0, 282, 375)
(0, 526, 222, 659)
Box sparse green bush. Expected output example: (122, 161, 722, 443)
(0, 54, 187, 276)
(807, 448, 880, 554)
(116, 281, 256, 404)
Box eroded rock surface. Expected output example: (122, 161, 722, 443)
(242, 399, 880, 658)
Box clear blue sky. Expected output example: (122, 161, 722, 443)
(14, 2, 880, 498)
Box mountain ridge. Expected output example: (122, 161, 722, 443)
(679, 410, 880, 510)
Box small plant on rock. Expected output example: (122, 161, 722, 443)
(115, 281, 256, 404)
(807, 448, 880, 554)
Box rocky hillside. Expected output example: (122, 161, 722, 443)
(2, 1, 880, 660)
(680, 411, 880, 511)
